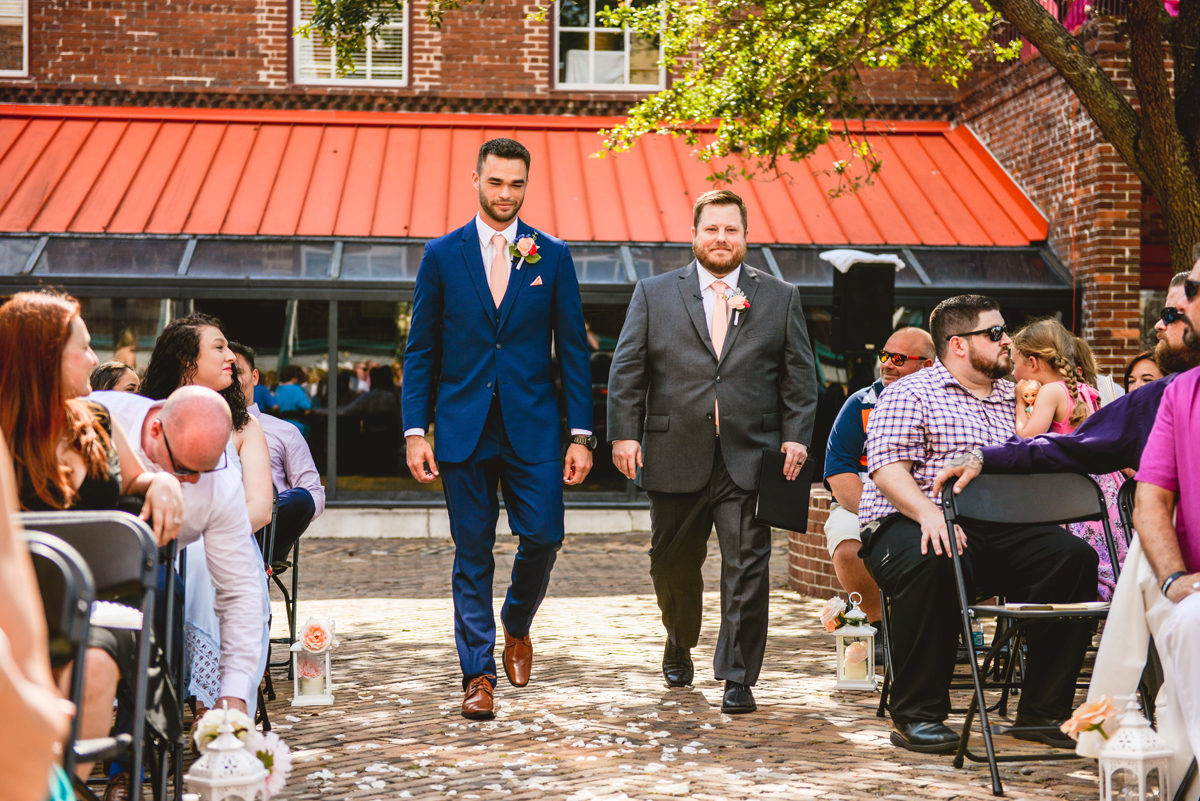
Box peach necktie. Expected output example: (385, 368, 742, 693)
(711, 280, 729, 357)
(711, 280, 729, 430)
(490, 233, 509, 308)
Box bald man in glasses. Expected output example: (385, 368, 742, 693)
(823, 326, 934, 638)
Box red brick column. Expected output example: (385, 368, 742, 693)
(787, 490, 843, 599)
(957, 22, 1143, 374)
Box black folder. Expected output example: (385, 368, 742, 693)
(754, 447, 816, 532)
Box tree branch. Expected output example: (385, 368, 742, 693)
(985, 0, 1149, 184)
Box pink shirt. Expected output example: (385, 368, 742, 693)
(1137, 366, 1200, 572)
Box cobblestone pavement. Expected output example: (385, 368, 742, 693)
(264, 533, 1100, 800)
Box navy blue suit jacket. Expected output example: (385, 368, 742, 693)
(402, 218, 593, 465)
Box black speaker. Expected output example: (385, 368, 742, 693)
(832, 262, 896, 354)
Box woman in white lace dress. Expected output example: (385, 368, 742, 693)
(140, 314, 273, 718)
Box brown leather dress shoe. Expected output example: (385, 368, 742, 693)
(103, 772, 132, 801)
(503, 624, 533, 687)
(462, 675, 496, 720)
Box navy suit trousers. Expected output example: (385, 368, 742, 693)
(439, 396, 564, 688)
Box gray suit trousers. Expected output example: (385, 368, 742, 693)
(646, 446, 772, 686)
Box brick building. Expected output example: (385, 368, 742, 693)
(0, 0, 1160, 507)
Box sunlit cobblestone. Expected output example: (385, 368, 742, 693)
(263, 533, 1098, 800)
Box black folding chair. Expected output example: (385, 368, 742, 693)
(25, 532, 94, 781)
(21, 511, 161, 801)
(253, 488, 280, 730)
(941, 473, 1120, 796)
(257, 487, 301, 680)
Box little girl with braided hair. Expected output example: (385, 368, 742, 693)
(1011, 318, 1127, 599)
(1012, 318, 1096, 437)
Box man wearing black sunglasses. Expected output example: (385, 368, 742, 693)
(935, 271, 1199, 498)
(823, 327, 934, 639)
(858, 294, 1098, 754)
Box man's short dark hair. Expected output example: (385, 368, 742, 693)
(929, 294, 1002, 360)
(477, 138, 531, 174)
(1170, 271, 1191, 289)
(692, 189, 748, 231)
(229, 341, 256, 373)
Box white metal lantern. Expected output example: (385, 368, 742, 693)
(1100, 699, 1172, 801)
(184, 714, 268, 801)
(291, 616, 337, 706)
(831, 592, 877, 691)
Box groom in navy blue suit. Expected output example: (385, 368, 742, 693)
(402, 138, 594, 719)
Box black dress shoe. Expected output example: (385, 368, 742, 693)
(890, 721, 960, 754)
(662, 641, 693, 687)
(1012, 714, 1076, 749)
(721, 681, 756, 714)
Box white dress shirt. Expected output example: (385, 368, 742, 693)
(476, 213, 519, 284)
(697, 262, 742, 332)
(89, 390, 268, 705)
(405, 214, 590, 439)
(247, 403, 326, 518)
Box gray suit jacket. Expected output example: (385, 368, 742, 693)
(607, 260, 819, 494)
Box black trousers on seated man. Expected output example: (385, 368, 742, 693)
(861, 513, 1098, 725)
(645, 447, 772, 686)
(269, 487, 316, 563)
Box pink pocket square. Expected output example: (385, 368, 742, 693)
(530, 276, 543, 286)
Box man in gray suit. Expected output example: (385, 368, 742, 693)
(607, 189, 818, 713)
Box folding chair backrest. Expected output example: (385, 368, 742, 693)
(1117, 478, 1137, 546)
(20, 511, 157, 601)
(945, 473, 1106, 527)
(25, 534, 93, 664)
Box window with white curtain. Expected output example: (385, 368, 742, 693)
(0, 0, 27, 77)
(293, 0, 407, 86)
(555, 0, 663, 90)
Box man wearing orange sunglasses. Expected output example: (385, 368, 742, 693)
(823, 326, 935, 635)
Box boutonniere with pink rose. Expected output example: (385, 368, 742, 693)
(721, 285, 750, 325)
(508, 234, 542, 270)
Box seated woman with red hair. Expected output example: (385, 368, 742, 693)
(0, 290, 185, 796)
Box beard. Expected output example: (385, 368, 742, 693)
(967, 340, 1012, 381)
(693, 239, 747, 277)
(479, 189, 522, 224)
(1157, 331, 1200, 374)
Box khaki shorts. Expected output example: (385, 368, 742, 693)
(824, 503, 862, 558)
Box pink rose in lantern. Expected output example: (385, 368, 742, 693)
(297, 656, 322, 679)
(845, 641, 868, 665)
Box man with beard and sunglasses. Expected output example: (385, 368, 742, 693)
(932, 271, 1198, 495)
(858, 294, 1098, 754)
(1132, 248, 1200, 776)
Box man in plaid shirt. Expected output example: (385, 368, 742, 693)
(859, 295, 1098, 754)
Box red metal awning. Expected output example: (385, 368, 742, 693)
(0, 105, 1047, 246)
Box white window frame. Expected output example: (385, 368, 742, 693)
(0, 0, 28, 78)
(553, 0, 664, 92)
(292, 0, 408, 87)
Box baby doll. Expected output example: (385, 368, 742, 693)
(1016, 379, 1041, 420)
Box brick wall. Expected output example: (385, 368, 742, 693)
(957, 22, 1143, 372)
(787, 490, 843, 600)
(3, 0, 671, 112)
(4, 0, 982, 117)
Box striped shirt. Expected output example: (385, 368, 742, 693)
(857, 360, 1016, 527)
